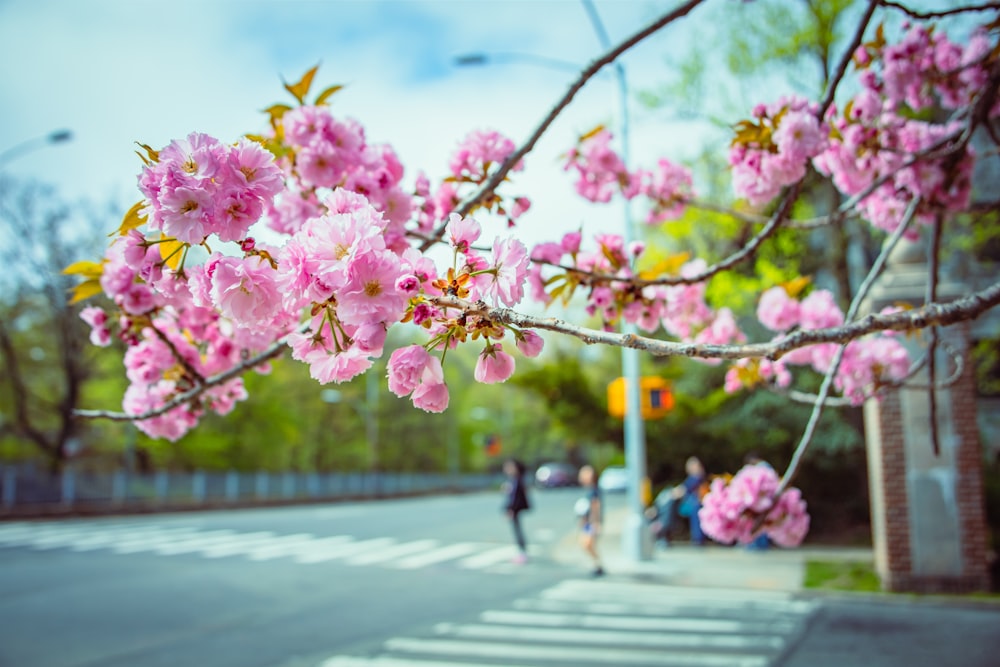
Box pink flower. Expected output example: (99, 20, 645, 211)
(209, 255, 282, 327)
(120, 283, 157, 315)
(387, 345, 431, 396)
(410, 355, 449, 412)
(336, 249, 407, 327)
(411, 378, 449, 413)
(799, 289, 844, 330)
(474, 343, 516, 384)
(446, 213, 481, 254)
(515, 330, 544, 358)
(757, 286, 801, 332)
(484, 236, 529, 307)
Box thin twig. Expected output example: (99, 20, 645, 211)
(878, 0, 1000, 20)
(775, 195, 921, 497)
(819, 0, 880, 116)
(926, 213, 944, 456)
(418, 0, 708, 252)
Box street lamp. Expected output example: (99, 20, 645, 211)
(454, 1, 651, 561)
(0, 129, 73, 167)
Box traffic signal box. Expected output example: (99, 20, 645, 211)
(607, 377, 674, 419)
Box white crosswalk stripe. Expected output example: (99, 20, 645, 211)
(316, 578, 817, 667)
(0, 521, 527, 573)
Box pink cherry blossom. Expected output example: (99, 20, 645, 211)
(387, 345, 432, 397)
(474, 343, 516, 384)
(757, 286, 801, 332)
(515, 330, 544, 358)
(484, 236, 529, 307)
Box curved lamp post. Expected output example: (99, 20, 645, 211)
(0, 129, 73, 167)
(455, 0, 652, 561)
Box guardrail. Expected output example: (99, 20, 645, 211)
(0, 465, 502, 517)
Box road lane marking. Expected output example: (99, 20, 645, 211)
(383, 637, 770, 666)
(243, 534, 343, 561)
(433, 621, 787, 651)
(455, 545, 518, 569)
(197, 531, 287, 557)
(390, 543, 483, 569)
(512, 596, 815, 619)
(346, 539, 439, 565)
(294, 537, 396, 564)
(479, 609, 796, 635)
(151, 530, 241, 555)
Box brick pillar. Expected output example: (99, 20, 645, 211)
(863, 241, 991, 593)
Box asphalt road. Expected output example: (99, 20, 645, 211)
(2, 487, 999, 667)
(0, 486, 594, 667)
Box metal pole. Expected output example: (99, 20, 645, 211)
(0, 129, 72, 167)
(582, 0, 651, 562)
(366, 366, 380, 494)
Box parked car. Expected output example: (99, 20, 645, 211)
(534, 463, 578, 488)
(598, 465, 629, 493)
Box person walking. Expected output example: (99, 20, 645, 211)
(576, 465, 604, 576)
(502, 458, 531, 564)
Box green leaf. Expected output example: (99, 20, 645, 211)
(159, 237, 185, 270)
(110, 200, 147, 237)
(578, 124, 606, 142)
(262, 103, 293, 129)
(284, 65, 319, 105)
(314, 84, 345, 106)
(134, 142, 159, 165)
(68, 278, 104, 304)
(62, 260, 104, 279)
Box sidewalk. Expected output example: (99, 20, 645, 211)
(551, 507, 873, 592)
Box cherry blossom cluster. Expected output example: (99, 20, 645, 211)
(72, 74, 552, 440)
(817, 23, 991, 235)
(729, 96, 827, 207)
(745, 285, 911, 404)
(562, 127, 694, 223)
(138, 133, 285, 244)
(71, 13, 996, 467)
(698, 463, 810, 547)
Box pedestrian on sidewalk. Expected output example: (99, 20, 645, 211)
(648, 456, 708, 547)
(576, 465, 604, 576)
(501, 458, 531, 564)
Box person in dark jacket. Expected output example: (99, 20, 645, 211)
(502, 458, 531, 563)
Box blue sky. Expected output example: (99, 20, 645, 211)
(1, 0, 722, 250)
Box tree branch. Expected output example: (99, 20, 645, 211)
(418, 0, 708, 252)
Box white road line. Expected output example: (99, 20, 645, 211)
(68, 527, 182, 552)
(384, 637, 770, 667)
(322, 656, 497, 667)
(346, 539, 439, 565)
(455, 545, 519, 569)
(434, 621, 787, 651)
(0, 524, 137, 548)
(198, 532, 286, 558)
(390, 543, 483, 570)
(242, 534, 335, 561)
(25, 529, 117, 549)
(110, 529, 207, 553)
(479, 609, 796, 635)
(151, 530, 241, 555)
(512, 597, 815, 618)
(548, 579, 796, 603)
(294, 537, 396, 564)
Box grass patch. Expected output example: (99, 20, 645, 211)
(804, 559, 882, 592)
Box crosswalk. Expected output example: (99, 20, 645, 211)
(318, 578, 817, 666)
(0, 521, 534, 573)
